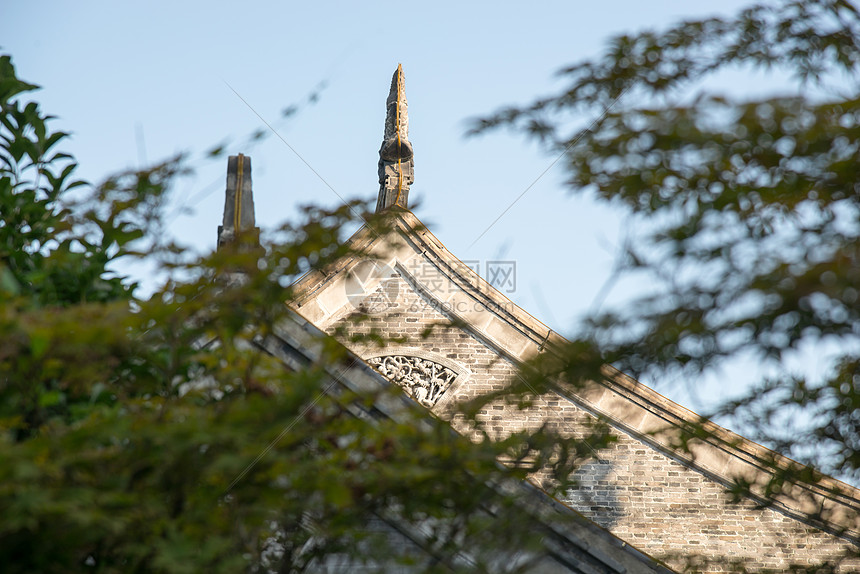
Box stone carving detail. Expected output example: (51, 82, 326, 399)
(217, 154, 260, 251)
(376, 64, 414, 212)
(367, 355, 456, 407)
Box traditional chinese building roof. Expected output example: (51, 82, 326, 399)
(218, 66, 860, 572)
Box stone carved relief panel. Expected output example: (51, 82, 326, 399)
(367, 355, 457, 407)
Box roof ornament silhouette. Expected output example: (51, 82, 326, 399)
(217, 153, 260, 251)
(376, 64, 414, 212)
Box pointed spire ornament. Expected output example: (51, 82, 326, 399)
(376, 64, 414, 212)
(218, 153, 260, 250)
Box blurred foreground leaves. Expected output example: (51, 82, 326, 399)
(474, 0, 860, 485)
(0, 55, 610, 573)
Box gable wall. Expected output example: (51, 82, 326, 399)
(568, 433, 857, 572)
(318, 270, 860, 573)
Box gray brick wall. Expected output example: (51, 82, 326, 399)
(332, 274, 859, 572)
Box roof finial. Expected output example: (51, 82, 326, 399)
(376, 64, 414, 212)
(218, 153, 260, 250)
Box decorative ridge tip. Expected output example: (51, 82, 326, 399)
(376, 64, 414, 213)
(218, 153, 260, 251)
(382, 64, 411, 156)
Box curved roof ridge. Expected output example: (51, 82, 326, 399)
(289, 208, 860, 543)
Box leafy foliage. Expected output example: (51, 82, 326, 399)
(0, 56, 602, 573)
(474, 0, 860, 483)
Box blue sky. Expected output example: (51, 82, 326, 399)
(4, 0, 800, 413)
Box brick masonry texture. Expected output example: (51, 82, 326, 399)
(330, 274, 860, 573)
